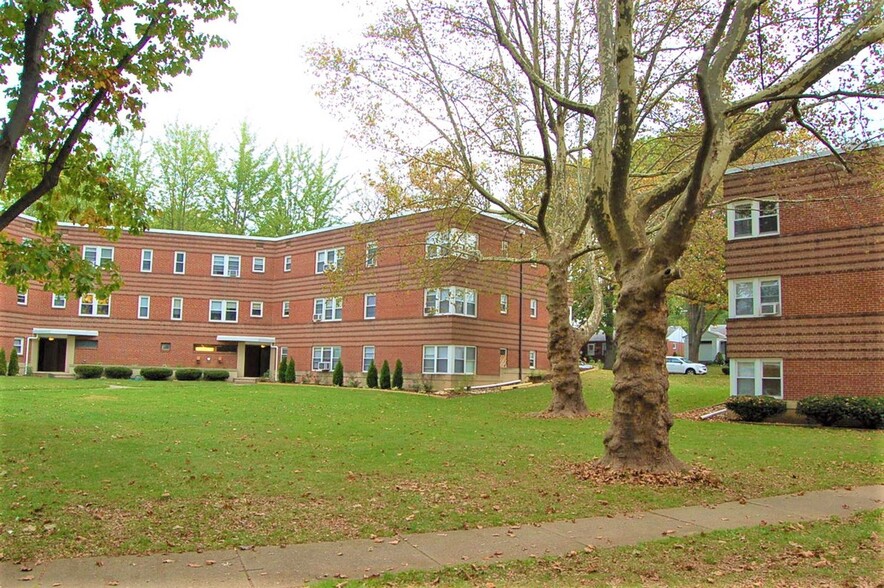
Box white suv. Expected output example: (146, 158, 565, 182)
(665, 356, 708, 375)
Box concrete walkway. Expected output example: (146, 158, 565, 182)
(3, 485, 881, 587)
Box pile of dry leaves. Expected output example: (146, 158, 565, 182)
(563, 460, 724, 488)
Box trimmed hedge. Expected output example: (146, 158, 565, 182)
(104, 366, 133, 379)
(725, 395, 787, 422)
(74, 365, 104, 379)
(203, 369, 230, 381)
(140, 367, 173, 381)
(844, 397, 884, 429)
(798, 395, 884, 429)
(175, 368, 203, 381)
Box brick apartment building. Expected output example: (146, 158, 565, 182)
(723, 145, 883, 404)
(0, 211, 549, 389)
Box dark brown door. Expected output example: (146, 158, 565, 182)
(38, 338, 67, 372)
(244, 345, 271, 378)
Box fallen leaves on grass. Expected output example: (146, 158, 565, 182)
(563, 460, 724, 489)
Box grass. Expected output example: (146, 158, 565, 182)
(323, 510, 883, 587)
(1, 370, 881, 563)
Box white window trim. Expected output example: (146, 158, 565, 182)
(423, 286, 477, 318)
(252, 256, 265, 273)
(13, 338, 24, 356)
(51, 293, 66, 309)
(137, 295, 150, 320)
(727, 200, 780, 240)
(79, 294, 110, 317)
(313, 297, 343, 322)
(141, 249, 153, 272)
(422, 345, 477, 375)
(500, 293, 508, 314)
(209, 299, 239, 323)
(529, 298, 538, 318)
(283, 255, 292, 272)
(171, 297, 183, 321)
(728, 276, 781, 318)
(425, 228, 479, 259)
(211, 254, 241, 277)
(83, 245, 114, 266)
(316, 248, 344, 274)
(250, 301, 264, 318)
(364, 293, 377, 320)
(16, 291, 27, 305)
(529, 350, 537, 369)
(362, 345, 375, 373)
(174, 251, 186, 275)
(365, 242, 378, 268)
(312, 346, 341, 371)
(282, 300, 290, 318)
(730, 358, 783, 399)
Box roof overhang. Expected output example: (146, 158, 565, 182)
(33, 328, 98, 338)
(216, 335, 276, 345)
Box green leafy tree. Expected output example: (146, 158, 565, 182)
(392, 359, 404, 389)
(332, 360, 344, 386)
(7, 348, 19, 376)
(366, 360, 379, 388)
(380, 360, 391, 390)
(278, 357, 288, 383)
(0, 349, 6, 376)
(285, 359, 296, 385)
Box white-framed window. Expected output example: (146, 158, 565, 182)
(282, 301, 290, 318)
(79, 293, 110, 317)
(83, 245, 114, 266)
(362, 345, 375, 372)
(529, 350, 537, 369)
(731, 359, 783, 398)
(250, 301, 264, 318)
(209, 299, 239, 322)
(140, 249, 153, 272)
(529, 298, 538, 318)
(500, 294, 508, 314)
(501, 240, 509, 255)
(137, 295, 150, 319)
(365, 241, 378, 268)
(422, 345, 477, 375)
(729, 277, 781, 318)
(16, 291, 27, 305)
(313, 297, 343, 321)
(364, 293, 377, 320)
(52, 293, 66, 309)
(426, 228, 479, 259)
(174, 251, 186, 274)
(283, 255, 292, 272)
(171, 297, 183, 321)
(312, 346, 341, 371)
(13, 338, 24, 356)
(280, 346, 289, 362)
(727, 200, 779, 240)
(316, 247, 344, 273)
(252, 257, 265, 273)
(424, 287, 477, 317)
(211, 254, 241, 277)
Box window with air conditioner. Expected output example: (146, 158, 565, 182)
(729, 277, 781, 318)
(423, 287, 477, 317)
(212, 254, 241, 277)
(425, 228, 478, 259)
(313, 297, 343, 321)
(316, 248, 344, 273)
(312, 346, 341, 371)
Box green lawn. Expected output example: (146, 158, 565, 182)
(1, 371, 881, 562)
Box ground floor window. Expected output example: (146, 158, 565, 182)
(312, 346, 341, 371)
(13, 338, 24, 355)
(363, 345, 375, 372)
(422, 345, 476, 375)
(528, 350, 537, 369)
(731, 359, 783, 398)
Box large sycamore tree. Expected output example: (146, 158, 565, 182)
(0, 0, 236, 296)
(314, 0, 882, 471)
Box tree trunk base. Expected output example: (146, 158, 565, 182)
(597, 450, 686, 474)
(538, 405, 591, 419)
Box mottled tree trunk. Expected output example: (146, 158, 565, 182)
(600, 276, 685, 472)
(544, 257, 587, 417)
(686, 303, 705, 362)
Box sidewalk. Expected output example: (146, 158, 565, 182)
(3, 485, 881, 587)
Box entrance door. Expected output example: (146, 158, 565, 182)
(244, 345, 271, 378)
(38, 338, 67, 372)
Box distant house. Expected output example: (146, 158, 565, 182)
(698, 325, 727, 363)
(582, 331, 609, 362)
(666, 326, 687, 357)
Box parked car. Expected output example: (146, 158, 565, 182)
(665, 356, 707, 375)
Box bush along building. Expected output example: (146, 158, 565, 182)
(723, 145, 883, 406)
(1, 211, 549, 390)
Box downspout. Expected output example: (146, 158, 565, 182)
(25, 335, 38, 374)
(271, 344, 279, 382)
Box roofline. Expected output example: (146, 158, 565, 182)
(725, 140, 883, 176)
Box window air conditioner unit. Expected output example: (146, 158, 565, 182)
(424, 306, 436, 315)
(318, 362, 331, 371)
(313, 314, 323, 322)
(760, 303, 779, 316)
(227, 269, 239, 278)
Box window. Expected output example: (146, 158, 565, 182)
(83, 245, 113, 266)
(732, 359, 783, 398)
(282, 301, 290, 318)
(363, 345, 375, 372)
(280, 347, 289, 362)
(500, 294, 508, 314)
(138, 295, 150, 319)
(529, 298, 538, 318)
(161, 342, 172, 352)
(211, 254, 241, 277)
(174, 251, 186, 274)
(52, 293, 66, 308)
(80, 293, 110, 317)
(16, 291, 27, 305)
(252, 257, 265, 273)
(501, 240, 509, 255)
(423, 345, 477, 375)
(312, 346, 341, 371)
(209, 299, 239, 322)
(171, 297, 183, 320)
(727, 200, 779, 239)
(729, 277, 781, 318)
(529, 350, 537, 369)
(425, 228, 478, 259)
(13, 338, 24, 356)
(141, 249, 153, 272)
(316, 248, 344, 273)
(424, 287, 477, 317)
(75, 339, 98, 349)
(366, 241, 378, 268)
(283, 255, 292, 272)
(364, 293, 376, 320)
(313, 297, 343, 321)
(250, 301, 264, 318)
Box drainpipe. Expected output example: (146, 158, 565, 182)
(25, 335, 38, 374)
(271, 344, 279, 381)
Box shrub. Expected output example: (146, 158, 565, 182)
(285, 359, 295, 384)
(7, 348, 19, 376)
(366, 361, 378, 388)
(103, 366, 133, 379)
(74, 364, 103, 379)
(843, 397, 884, 429)
(0, 349, 6, 376)
(278, 357, 288, 382)
(175, 368, 203, 381)
(380, 360, 391, 390)
(725, 395, 786, 422)
(393, 359, 404, 389)
(797, 396, 847, 426)
(721, 366, 730, 375)
(203, 369, 230, 381)
(332, 360, 344, 386)
(141, 367, 173, 381)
